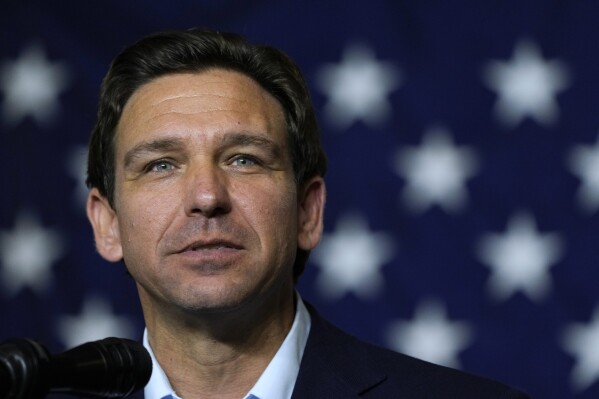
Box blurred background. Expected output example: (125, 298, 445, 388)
(1, 1, 598, 398)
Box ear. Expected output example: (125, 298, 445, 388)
(86, 188, 123, 262)
(297, 176, 326, 251)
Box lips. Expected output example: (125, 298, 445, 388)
(179, 239, 243, 253)
(170, 238, 245, 273)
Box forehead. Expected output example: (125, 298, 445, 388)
(115, 69, 287, 151)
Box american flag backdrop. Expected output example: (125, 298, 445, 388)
(2, 1, 599, 398)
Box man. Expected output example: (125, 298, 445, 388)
(86, 28, 530, 398)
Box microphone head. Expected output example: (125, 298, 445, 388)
(50, 337, 152, 398)
(0, 338, 51, 399)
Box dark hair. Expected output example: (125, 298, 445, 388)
(86, 28, 327, 279)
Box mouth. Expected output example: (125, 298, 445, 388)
(180, 240, 243, 253)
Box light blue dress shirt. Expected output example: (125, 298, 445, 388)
(143, 295, 311, 399)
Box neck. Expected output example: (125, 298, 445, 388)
(140, 285, 296, 399)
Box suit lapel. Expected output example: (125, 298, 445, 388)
(291, 302, 387, 398)
(127, 391, 145, 399)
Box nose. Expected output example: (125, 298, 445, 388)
(184, 164, 232, 218)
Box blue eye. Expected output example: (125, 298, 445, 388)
(149, 161, 175, 172)
(232, 156, 258, 167)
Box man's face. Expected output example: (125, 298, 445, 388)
(87, 69, 324, 316)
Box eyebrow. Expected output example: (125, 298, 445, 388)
(122, 132, 283, 169)
(219, 132, 283, 159)
(123, 137, 185, 169)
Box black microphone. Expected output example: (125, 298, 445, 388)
(0, 337, 152, 399)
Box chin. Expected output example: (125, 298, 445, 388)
(170, 284, 257, 315)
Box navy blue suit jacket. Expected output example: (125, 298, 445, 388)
(127, 302, 531, 399)
(291, 302, 530, 398)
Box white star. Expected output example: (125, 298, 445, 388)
(311, 213, 395, 299)
(483, 39, 569, 127)
(66, 145, 89, 209)
(0, 211, 64, 296)
(568, 134, 599, 214)
(316, 42, 401, 129)
(562, 306, 599, 392)
(394, 126, 478, 214)
(477, 212, 563, 302)
(0, 43, 69, 126)
(57, 296, 136, 348)
(386, 300, 472, 368)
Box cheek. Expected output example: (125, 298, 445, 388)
(240, 181, 298, 253)
(116, 187, 180, 260)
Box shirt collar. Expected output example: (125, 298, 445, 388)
(143, 294, 311, 399)
(143, 330, 178, 399)
(246, 295, 311, 399)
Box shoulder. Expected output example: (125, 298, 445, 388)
(299, 302, 531, 398)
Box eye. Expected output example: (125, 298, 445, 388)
(147, 160, 175, 173)
(231, 155, 259, 167)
